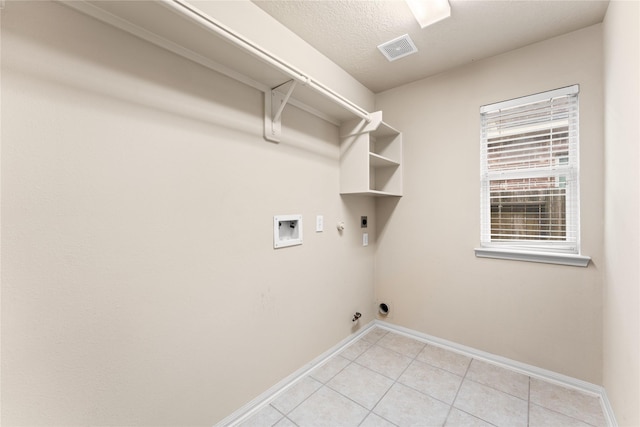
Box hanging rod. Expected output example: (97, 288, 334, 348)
(159, 0, 372, 123)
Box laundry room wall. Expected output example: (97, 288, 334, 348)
(374, 24, 604, 384)
(602, 0, 640, 425)
(1, 1, 376, 425)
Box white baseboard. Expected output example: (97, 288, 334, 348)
(599, 387, 619, 427)
(216, 320, 617, 427)
(215, 321, 377, 427)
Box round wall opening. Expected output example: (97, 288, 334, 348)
(379, 303, 389, 315)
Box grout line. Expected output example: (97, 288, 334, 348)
(359, 374, 395, 426)
(270, 376, 326, 420)
(390, 341, 465, 409)
(361, 329, 474, 425)
(447, 360, 505, 427)
(318, 383, 370, 419)
(443, 355, 473, 425)
(310, 355, 352, 385)
(324, 329, 397, 426)
(357, 329, 422, 426)
(395, 379, 460, 410)
(455, 409, 501, 427)
(529, 402, 605, 427)
(272, 404, 286, 418)
(354, 345, 414, 379)
(251, 404, 287, 427)
(462, 376, 530, 402)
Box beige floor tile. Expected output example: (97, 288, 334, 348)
(273, 417, 297, 427)
(361, 327, 389, 344)
(398, 359, 463, 404)
(373, 382, 450, 426)
(530, 378, 606, 427)
(360, 413, 397, 427)
(242, 330, 608, 427)
(238, 404, 283, 427)
(376, 332, 426, 358)
(466, 359, 529, 400)
(287, 386, 369, 427)
(355, 345, 413, 380)
(529, 403, 595, 427)
(444, 408, 494, 427)
(327, 362, 394, 409)
(454, 379, 528, 427)
(310, 355, 351, 383)
(416, 344, 471, 376)
(271, 376, 323, 414)
(340, 339, 373, 361)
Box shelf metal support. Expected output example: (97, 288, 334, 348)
(265, 80, 297, 143)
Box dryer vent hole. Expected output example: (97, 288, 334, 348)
(379, 303, 389, 316)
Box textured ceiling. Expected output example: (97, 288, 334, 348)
(252, 0, 610, 93)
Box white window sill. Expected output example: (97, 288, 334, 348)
(474, 247, 591, 267)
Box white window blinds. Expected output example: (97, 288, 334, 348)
(480, 85, 580, 254)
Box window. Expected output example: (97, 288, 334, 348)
(475, 85, 590, 267)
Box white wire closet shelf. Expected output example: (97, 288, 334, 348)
(62, 0, 403, 197)
(61, 0, 371, 125)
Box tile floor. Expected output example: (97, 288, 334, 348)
(237, 327, 607, 427)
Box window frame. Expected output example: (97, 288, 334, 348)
(474, 85, 590, 267)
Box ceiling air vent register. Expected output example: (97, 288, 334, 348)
(377, 34, 418, 62)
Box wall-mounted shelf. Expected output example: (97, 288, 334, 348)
(61, 0, 371, 132)
(62, 0, 403, 197)
(340, 112, 403, 197)
(369, 153, 400, 168)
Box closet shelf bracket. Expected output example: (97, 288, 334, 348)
(264, 80, 298, 143)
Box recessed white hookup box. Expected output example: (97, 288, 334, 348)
(274, 214, 303, 249)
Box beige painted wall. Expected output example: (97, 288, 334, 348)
(1, 2, 376, 425)
(374, 25, 604, 383)
(4, 0, 637, 425)
(602, 1, 640, 425)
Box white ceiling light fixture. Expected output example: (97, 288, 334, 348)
(405, 0, 451, 28)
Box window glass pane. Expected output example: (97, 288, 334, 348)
(489, 179, 566, 241)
